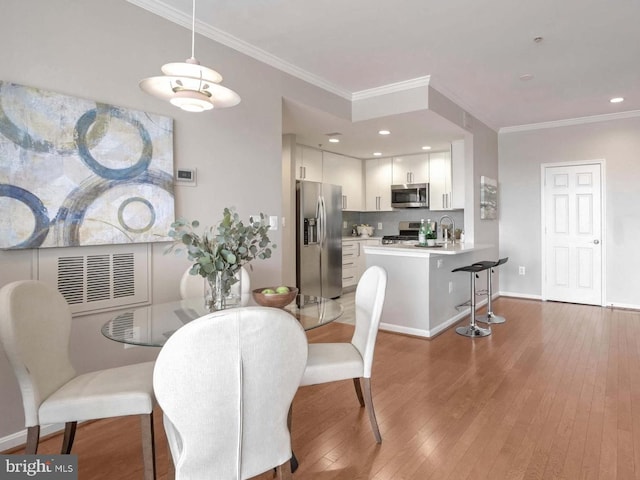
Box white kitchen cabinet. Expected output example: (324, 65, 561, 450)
(429, 140, 465, 210)
(365, 157, 393, 211)
(295, 144, 323, 182)
(322, 151, 363, 211)
(342, 238, 381, 289)
(342, 240, 359, 288)
(392, 153, 429, 185)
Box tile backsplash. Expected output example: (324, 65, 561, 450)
(342, 209, 464, 238)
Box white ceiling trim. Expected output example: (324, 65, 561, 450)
(351, 76, 431, 101)
(127, 0, 351, 99)
(499, 109, 640, 134)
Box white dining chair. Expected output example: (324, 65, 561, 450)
(153, 306, 308, 480)
(0, 280, 156, 479)
(179, 265, 251, 304)
(299, 265, 388, 443)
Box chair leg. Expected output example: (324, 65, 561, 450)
(140, 413, 156, 480)
(61, 421, 77, 454)
(25, 426, 40, 454)
(362, 378, 381, 444)
(275, 459, 293, 480)
(352, 377, 365, 407)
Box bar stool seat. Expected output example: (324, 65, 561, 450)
(452, 264, 491, 338)
(473, 257, 508, 325)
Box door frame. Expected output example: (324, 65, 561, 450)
(540, 159, 607, 306)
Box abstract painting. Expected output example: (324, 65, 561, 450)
(0, 81, 174, 249)
(480, 176, 497, 220)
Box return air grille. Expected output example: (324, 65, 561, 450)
(38, 244, 150, 316)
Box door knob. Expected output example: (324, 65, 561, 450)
(593, 239, 600, 244)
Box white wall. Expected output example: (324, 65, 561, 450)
(0, 0, 350, 445)
(499, 116, 640, 308)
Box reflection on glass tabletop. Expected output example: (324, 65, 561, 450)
(101, 294, 343, 347)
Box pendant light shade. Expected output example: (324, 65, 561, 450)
(139, 0, 240, 112)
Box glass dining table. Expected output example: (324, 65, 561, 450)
(101, 294, 344, 347)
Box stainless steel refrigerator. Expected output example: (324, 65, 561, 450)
(296, 180, 342, 299)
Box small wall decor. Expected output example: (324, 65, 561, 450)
(480, 176, 497, 220)
(0, 81, 174, 249)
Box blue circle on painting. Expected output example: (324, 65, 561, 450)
(118, 197, 156, 233)
(0, 184, 50, 248)
(75, 107, 153, 180)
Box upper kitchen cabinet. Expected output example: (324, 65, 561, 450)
(364, 157, 393, 211)
(322, 151, 364, 211)
(429, 139, 465, 210)
(392, 153, 429, 185)
(295, 144, 323, 182)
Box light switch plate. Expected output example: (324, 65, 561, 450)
(269, 216, 278, 230)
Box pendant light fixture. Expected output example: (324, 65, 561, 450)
(139, 0, 240, 112)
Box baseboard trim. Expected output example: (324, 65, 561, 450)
(606, 301, 640, 311)
(498, 291, 543, 301)
(1, 424, 64, 453)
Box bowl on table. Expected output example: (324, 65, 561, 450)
(252, 287, 298, 308)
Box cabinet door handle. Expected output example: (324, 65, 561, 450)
(342, 195, 347, 210)
(303, 166, 307, 179)
(343, 262, 355, 267)
(376, 196, 380, 210)
(343, 252, 355, 257)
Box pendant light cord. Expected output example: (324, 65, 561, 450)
(191, 0, 196, 59)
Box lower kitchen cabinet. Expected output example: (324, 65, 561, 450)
(342, 238, 381, 289)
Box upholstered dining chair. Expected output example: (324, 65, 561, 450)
(299, 265, 387, 443)
(0, 280, 156, 480)
(153, 306, 308, 480)
(179, 265, 251, 304)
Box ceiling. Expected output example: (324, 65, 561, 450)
(131, 0, 640, 158)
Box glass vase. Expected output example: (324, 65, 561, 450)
(205, 270, 242, 311)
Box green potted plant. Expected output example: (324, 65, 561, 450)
(426, 227, 437, 246)
(166, 207, 276, 310)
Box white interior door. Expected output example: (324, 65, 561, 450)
(543, 163, 603, 305)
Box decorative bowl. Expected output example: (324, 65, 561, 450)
(252, 287, 298, 308)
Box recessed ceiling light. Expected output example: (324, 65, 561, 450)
(421, 145, 432, 150)
(373, 152, 382, 156)
(378, 130, 390, 135)
(328, 138, 340, 143)
(610, 97, 624, 103)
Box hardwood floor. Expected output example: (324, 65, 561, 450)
(8, 298, 640, 479)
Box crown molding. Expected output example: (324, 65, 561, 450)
(500, 109, 640, 133)
(127, 0, 351, 99)
(351, 76, 431, 101)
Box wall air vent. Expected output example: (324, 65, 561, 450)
(38, 244, 151, 316)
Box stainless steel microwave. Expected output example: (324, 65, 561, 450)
(391, 183, 429, 208)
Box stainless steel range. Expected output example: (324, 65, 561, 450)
(381, 220, 437, 245)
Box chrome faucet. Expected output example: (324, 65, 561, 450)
(439, 215, 455, 243)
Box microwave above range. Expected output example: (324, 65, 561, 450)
(391, 183, 429, 208)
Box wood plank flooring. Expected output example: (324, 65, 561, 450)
(7, 297, 640, 479)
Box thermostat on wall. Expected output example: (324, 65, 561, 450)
(175, 168, 196, 186)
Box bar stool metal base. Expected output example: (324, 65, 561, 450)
(456, 324, 492, 337)
(476, 313, 506, 324)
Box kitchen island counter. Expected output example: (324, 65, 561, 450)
(363, 242, 496, 338)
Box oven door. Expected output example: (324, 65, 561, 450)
(391, 184, 429, 208)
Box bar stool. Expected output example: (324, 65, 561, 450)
(473, 257, 509, 325)
(452, 264, 491, 338)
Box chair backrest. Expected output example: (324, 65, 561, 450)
(351, 266, 387, 378)
(0, 280, 76, 426)
(179, 266, 251, 301)
(153, 306, 307, 480)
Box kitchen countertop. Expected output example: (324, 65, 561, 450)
(364, 242, 491, 256)
(342, 236, 383, 241)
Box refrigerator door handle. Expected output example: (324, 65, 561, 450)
(319, 195, 327, 248)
